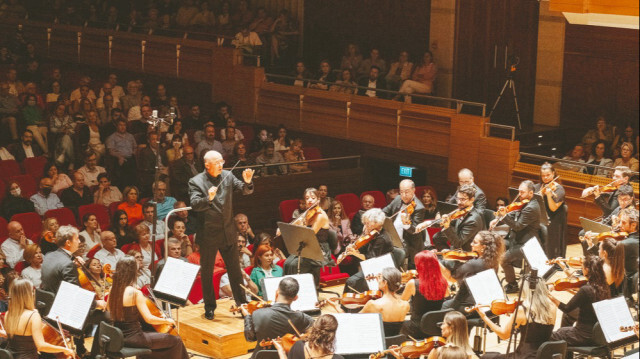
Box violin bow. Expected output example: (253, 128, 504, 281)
(240, 284, 263, 301)
(347, 286, 362, 294)
(220, 160, 242, 182)
(288, 319, 302, 337)
(55, 316, 76, 356)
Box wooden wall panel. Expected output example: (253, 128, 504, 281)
(300, 90, 349, 138)
(398, 105, 452, 157)
(349, 97, 401, 148)
(256, 83, 303, 129)
(447, 113, 486, 182)
(144, 41, 177, 77)
(476, 137, 519, 204)
(79, 31, 109, 68)
(49, 28, 78, 63)
(179, 43, 215, 83)
(110, 37, 142, 72)
(231, 66, 264, 122)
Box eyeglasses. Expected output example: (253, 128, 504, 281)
(119, 217, 127, 220)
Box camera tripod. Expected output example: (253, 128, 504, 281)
(489, 75, 522, 130)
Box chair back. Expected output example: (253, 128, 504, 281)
(536, 340, 567, 359)
(0, 349, 13, 359)
(334, 193, 360, 215)
(538, 224, 548, 246)
(592, 322, 607, 346)
(35, 288, 55, 316)
(99, 321, 125, 353)
(360, 190, 386, 209)
(420, 309, 453, 337)
(482, 209, 495, 229)
(255, 350, 280, 359)
(385, 334, 407, 348)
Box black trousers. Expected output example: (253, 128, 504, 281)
(501, 241, 524, 284)
(200, 241, 246, 312)
(283, 255, 322, 287)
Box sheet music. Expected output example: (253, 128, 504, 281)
(465, 269, 505, 306)
(331, 313, 385, 355)
(263, 274, 317, 311)
(522, 237, 554, 278)
(359, 253, 395, 291)
(593, 296, 636, 343)
(46, 281, 94, 330)
(154, 257, 200, 300)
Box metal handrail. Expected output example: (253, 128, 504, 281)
(484, 123, 516, 141)
(223, 155, 361, 171)
(519, 152, 640, 174)
(264, 73, 487, 115)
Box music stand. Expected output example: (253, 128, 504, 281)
(508, 187, 549, 226)
(383, 217, 404, 248)
(263, 274, 319, 314)
(278, 222, 324, 274)
(437, 201, 458, 214)
(521, 237, 555, 280)
(45, 281, 93, 336)
(579, 217, 612, 234)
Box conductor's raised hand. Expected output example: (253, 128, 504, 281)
(242, 168, 255, 183)
(208, 186, 218, 201)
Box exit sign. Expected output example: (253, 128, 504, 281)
(399, 165, 415, 177)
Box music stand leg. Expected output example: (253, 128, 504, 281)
(296, 242, 305, 275)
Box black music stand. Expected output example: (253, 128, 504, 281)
(579, 217, 612, 233)
(382, 218, 404, 248)
(278, 222, 324, 274)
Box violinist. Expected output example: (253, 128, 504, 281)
(330, 267, 410, 336)
(548, 256, 610, 348)
(400, 251, 448, 339)
(439, 231, 504, 316)
(426, 184, 484, 252)
(84, 257, 112, 299)
(283, 188, 334, 286)
(342, 208, 394, 294)
(20, 244, 43, 288)
(382, 179, 425, 269)
(242, 277, 314, 359)
(490, 180, 541, 294)
(598, 238, 625, 297)
(478, 276, 556, 359)
(535, 163, 567, 258)
(617, 208, 639, 300)
(3, 279, 76, 359)
(427, 311, 475, 359)
(272, 314, 343, 359)
(582, 166, 631, 217)
(579, 184, 634, 251)
(106, 256, 189, 359)
(447, 169, 487, 210)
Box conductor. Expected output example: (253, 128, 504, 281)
(189, 150, 255, 320)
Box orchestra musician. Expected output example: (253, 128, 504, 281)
(582, 166, 631, 217)
(2, 279, 76, 359)
(342, 208, 394, 294)
(272, 314, 343, 359)
(534, 163, 568, 258)
(107, 256, 189, 358)
(439, 231, 504, 316)
(477, 275, 556, 359)
(600, 184, 635, 228)
(382, 179, 425, 269)
(447, 168, 487, 211)
(424, 184, 484, 252)
(426, 311, 475, 359)
(283, 188, 335, 287)
(188, 150, 255, 320)
(490, 180, 541, 294)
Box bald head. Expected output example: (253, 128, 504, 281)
(7, 221, 24, 240)
(361, 194, 375, 210)
(204, 150, 224, 177)
(100, 230, 117, 251)
(73, 171, 85, 189)
(235, 213, 250, 233)
(458, 168, 474, 186)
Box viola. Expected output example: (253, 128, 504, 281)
(229, 300, 273, 315)
(291, 202, 320, 226)
(365, 270, 417, 283)
(335, 229, 379, 265)
(77, 267, 97, 293)
(546, 257, 583, 269)
(436, 250, 478, 262)
(318, 290, 382, 307)
(259, 333, 302, 353)
(401, 200, 416, 225)
(369, 336, 446, 359)
(465, 299, 522, 315)
(551, 276, 587, 291)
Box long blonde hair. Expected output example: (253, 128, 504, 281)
(5, 279, 35, 337)
(522, 280, 555, 325)
(443, 311, 473, 354)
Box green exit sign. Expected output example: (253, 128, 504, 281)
(399, 166, 415, 177)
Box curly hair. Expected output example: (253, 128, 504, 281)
(476, 231, 504, 270)
(305, 314, 338, 355)
(584, 255, 610, 301)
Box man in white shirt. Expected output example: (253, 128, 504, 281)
(141, 203, 165, 241)
(1, 221, 34, 268)
(76, 151, 106, 187)
(70, 76, 97, 102)
(99, 73, 125, 100)
(93, 231, 125, 270)
(30, 178, 64, 216)
(232, 25, 262, 53)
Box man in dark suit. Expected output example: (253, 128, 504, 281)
(242, 277, 314, 359)
(138, 131, 168, 198)
(350, 194, 376, 235)
(447, 168, 487, 210)
(491, 180, 541, 293)
(618, 207, 638, 300)
(382, 179, 425, 269)
(582, 166, 632, 218)
(10, 129, 43, 162)
(357, 66, 387, 99)
(170, 145, 203, 203)
(427, 184, 485, 251)
(41, 225, 107, 357)
(189, 150, 255, 320)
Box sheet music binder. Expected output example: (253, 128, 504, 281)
(153, 257, 200, 306)
(45, 281, 94, 334)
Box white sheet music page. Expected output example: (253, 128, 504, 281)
(359, 253, 395, 291)
(46, 281, 94, 330)
(154, 257, 200, 300)
(263, 274, 317, 311)
(522, 237, 553, 277)
(593, 296, 636, 343)
(330, 313, 385, 355)
(465, 269, 505, 306)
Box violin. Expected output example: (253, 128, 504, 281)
(141, 285, 178, 335)
(291, 202, 320, 226)
(318, 290, 382, 308)
(465, 299, 522, 315)
(579, 231, 628, 243)
(550, 276, 587, 291)
(365, 270, 417, 283)
(416, 206, 472, 232)
(436, 250, 478, 262)
(229, 300, 273, 315)
(369, 336, 446, 359)
(259, 333, 302, 353)
(494, 199, 530, 217)
(335, 229, 379, 265)
(401, 200, 416, 225)
(582, 180, 619, 198)
(536, 176, 561, 196)
(546, 257, 583, 269)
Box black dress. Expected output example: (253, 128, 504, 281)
(482, 321, 554, 359)
(288, 340, 344, 359)
(114, 306, 189, 359)
(7, 312, 38, 359)
(402, 279, 445, 339)
(550, 284, 601, 346)
(534, 182, 568, 258)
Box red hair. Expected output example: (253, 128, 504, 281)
(414, 251, 447, 300)
(252, 244, 273, 268)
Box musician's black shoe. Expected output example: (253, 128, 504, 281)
(205, 309, 215, 320)
(504, 282, 519, 294)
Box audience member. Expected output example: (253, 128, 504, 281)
(60, 171, 93, 214)
(176, 0, 199, 27)
(330, 69, 357, 94)
(358, 48, 387, 78)
(165, 119, 188, 148)
(195, 124, 223, 159)
(49, 103, 75, 167)
(119, 80, 142, 115)
(69, 76, 96, 103)
(168, 218, 192, 257)
(43, 163, 71, 194)
(448, 168, 487, 210)
(284, 138, 309, 173)
(357, 66, 387, 99)
(289, 61, 312, 87)
(79, 110, 106, 159)
(291, 199, 306, 220)
(557, 144, 587, 172)
(30, 177, 63, 216)
(340, 43, 363, 73)
(22, 94, 48, 154)
(155, 237, 188, 278)
(232, 24, 263, 54)
(20, 244, 43, 288)
(94, 173, 123, 206)
(131, 223, 162, 270)
(170, 145, 203, 203)
(110, 210, 137, 248)
(219, 234, 256, 300)
(94, 231, 126, 270)
(421, 187, 438, 219)
(79, 213, 102, 251)
(46, 81, 62, 106)
(612, 122, 638, 158)
(138, 132, 169, 197)
(38, 217, 60, 255)
(581, 116, 614, 154)
(228, 142, 254, 178)
(140, 202, 166, 242)
(76, 151, 105, 187)
(221, 127, 239, 158)
(351, 194, 375, 235)
(2, 221, 33, 268)
(317, 185, 332, 211)
(327, 200, 354, 254)
(183, 104, 204, 130)
(0, 82, 20, 142)
(2, 181, 35, 220)
(250, 128, 271, 154)
(269, 9, 298, 65)
(583, 139, 614, 176)
(308, 60, 336, 90)
(273, 124, 291, 152)
(170, 201, 198, 235)
(386, 51, 414, 91)
(11, 130, 43, 162)
(397, 51, 437, 103)
(117, 186, 143, 226)
(255, 142, 286, 176)
(613, 142, 639, 171)
(105, 118, 137, 188)
(235, 213, 256, 245)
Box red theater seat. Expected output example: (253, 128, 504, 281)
(279, 199, 299, 223)
(334, 193, 360, 215)
(360, 191, 386, 208)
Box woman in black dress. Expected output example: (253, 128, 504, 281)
(478, 276, 557, 359)
(535, 162, 568, 258)
(598, 237, 625, 297)
(107, 256, 189, 359)
(401, 250, 448, 339)
(273, 314, 344, 359)
(3, 279, 74, 359)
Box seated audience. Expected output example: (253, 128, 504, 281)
(165, 119, 188, 148)
(232, 25, 263, 54)
(213, 102, 232, 128)
(250, 128, 271, 154)
(152, 180, 177, 219)
(357, 66, 387, 99)
(105, 118, 137, 188)
(351, 194, 376, 235)
(228, 142, 254, 178)
(94, 231, 126, 270)
(140, 203, 166, 242)
(330, 69, 357, 94)
(289, 61, 312, 87)
(583, 139, 614, 176)
(612, 122, 638, 158)
(60, 171, 93, 213)
(341, 43, 363, 72)
(426, 311, 474, 359)
(30, 178, 63, 216)
(78, 110, 106, 158)
(118, 186, 144, 226)
(168, 219, 192, 257)
(234, 213, 256, 244)
(221, 127, 238, 158)
(77, 150, 106, 187)
(358, 48, 387, 78)
(581, 116, 614, 154)
(44, 163, 72, 194)
(255, 142, 287, 176)
(138, 133, 169, 197)
(613, 142, 639, 171)
(182, 104, 204, 131)
(20, 244, 43, 288)
(397, 51, 437, 103)
(421, 187, 438, 219)
(170, 145, 202, 203)
(0, 82, 20, 142)
(250, 244, 284, 297)
(219, 117, 244, 141)
(2, 221, 33, 268)
(170, 201, 198, 235)
(46, 81, 62, 106)
(155, 237, 189, 279)
(273, 125, 291, 152)
(291, 199, 306, 220)
(94, 173, 123, 206)
(11, 130, 43, 162)
(120, 80, 142, 116)
(253, 232, 286, 263)
(38, 217, 60, 255)
(386, 188, 400, 203)
(22, 93, 48, 154)
(195, 123, 223, 159)
(131, 223, 162, 270)
(110, 210, 137, 248)
(386, 51, 414, 91)
(79, 213, 102, 251)
(49, 102, 76, 167)
(308, 60, 336, 90)
(166, 136, 185, 164)
(317, 185, 332, 211)
(328, 200, 354, 254)
(2, 181, 35, 220)
(556, 144, 586, 172)
(284, 138, 310, 173)
(128, 249, 152, 288)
